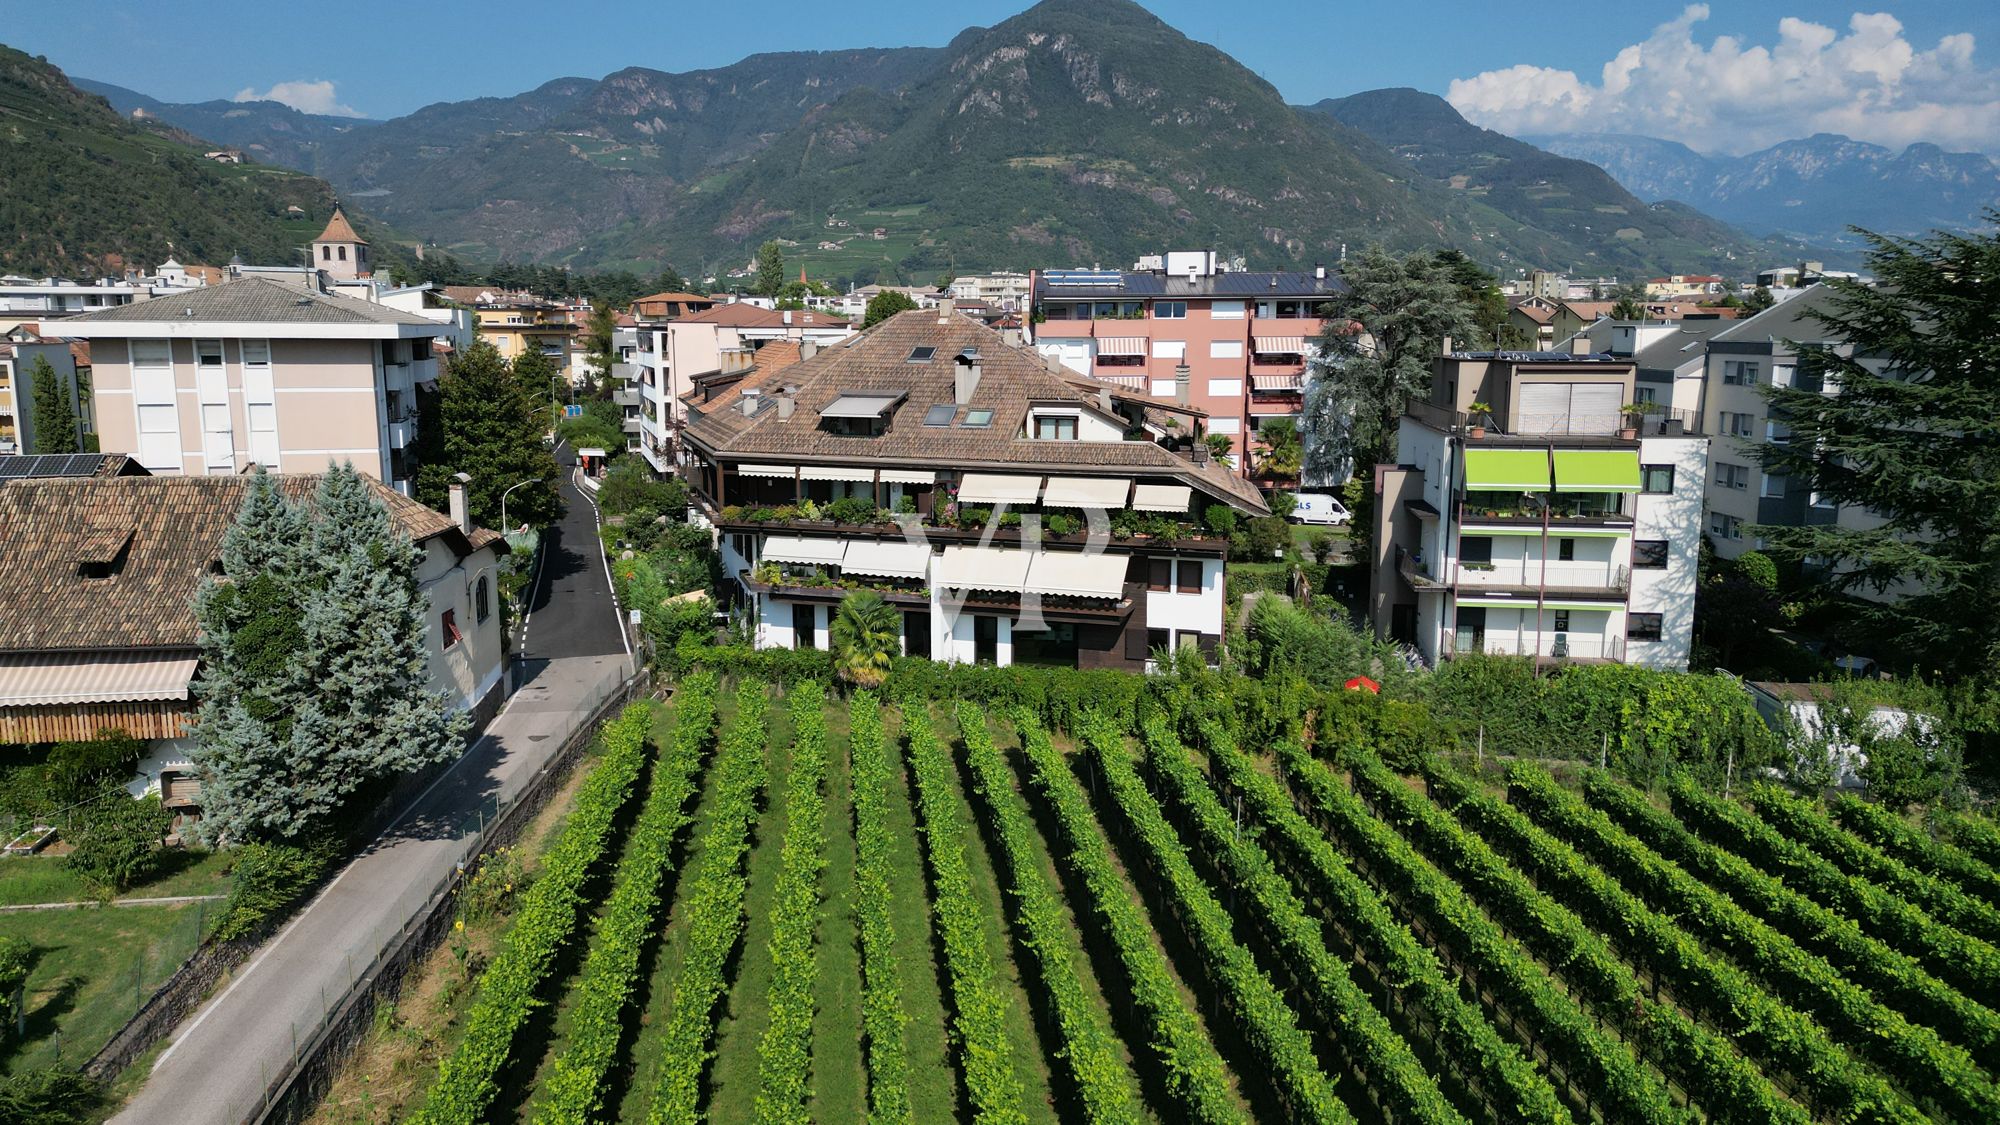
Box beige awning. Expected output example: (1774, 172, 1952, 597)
(1130, 483, 1192, 512)
(1094, 373, 1146, 389)
(734, 463, 796, 478)
(1253, 336, 1306, 354)
(1041, 476, 1129, 508)
(759, 535, 845, 566)
(819, 392, 901, 419)
(938, 546, 1033, 593)
(1024, 551, 1129, 599)
(880, 469, 936, 485)
(1251, 373, 1303, 392)
(1096, 337, 1146, 356)
(0, 650, 198, 706)
(841, 540, 933, 580)
(956, 473, 1042, 505)
(799, 465, 874, 482)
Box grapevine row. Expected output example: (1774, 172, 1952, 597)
(899, 705, 1030, 1125)
(413, 701, 657, 1125)
(535, 677, 719, 1125)
(644, 683, 770, 1125)
(1136, 719, 1471, 1125)
(1075, 713, 1348, 1124)
(954, 704, 1142, 1124)
(1829, 794, 2000, 909)
(1198, 727, 1573, 1125)
(847, 693, 914, 1125)
(1747, 783, 2000, 944)
(1939, 811, 2000, 869)
(1012, 712, 1239, 1124)
(754, 682, 831, 1125)
(1667, 776, 2000, 1005)
(1507, 764, 1998, 1121)
(1422, 764, 1920, 1124)
(1276, 744, 1695, 1125)
(1583, 773, 2000, 1058)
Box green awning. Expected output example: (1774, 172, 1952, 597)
(1552, 450, 1641, 492)
(1463, 448, 1551, 492)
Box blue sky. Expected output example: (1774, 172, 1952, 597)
(16, 2, 2000, 152)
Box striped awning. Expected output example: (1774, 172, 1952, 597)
(1130, 484, 1191, 512)
(1251, 373, 1303, 392)
(841, 540, 933, 580)
(1024, 551, 1128, 599)
(734, 463, 796, 478)
(880, 469, 936, 485)
(799, 465, 875, 482)
(1041, 476, 1129, 508)
(0, 650, 198, 706)
(1096, 337, 1146, 356)
(956, 473, 1042, 505)
(1094, 373, 1146, 389)
(1253, 336, 1306, 354)
(938, 546, 1033, 593)
(759, 535, 845, 566)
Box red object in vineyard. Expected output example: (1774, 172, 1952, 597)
(1344, 675, 1381, 694)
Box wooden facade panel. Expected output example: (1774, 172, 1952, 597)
(0, 702, 191, 744)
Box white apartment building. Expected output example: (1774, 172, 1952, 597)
(56, 277, 450, 493)
(948, 271, 1033, 310)
(1371, 346, 1707, 670)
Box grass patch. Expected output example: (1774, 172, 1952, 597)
(0, 849, 233, 908)
(810, 706, 865, 1122)
(0, 900, 209, 1074)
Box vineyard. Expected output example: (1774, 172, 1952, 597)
(385, 672, 2000, 1124)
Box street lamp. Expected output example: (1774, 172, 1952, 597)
(500, 477, 543, 534)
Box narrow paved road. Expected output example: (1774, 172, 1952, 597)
(114, 450, 631, 1124)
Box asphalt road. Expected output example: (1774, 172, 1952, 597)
(113, 446, 631, 1125)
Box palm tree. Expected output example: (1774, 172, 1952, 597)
(1256, 418, 1303, 480)
(831, 591, 899, 688)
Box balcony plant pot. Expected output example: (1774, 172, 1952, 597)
(1468, 424, 1486, 439)
(1617, 425, 1638, 440)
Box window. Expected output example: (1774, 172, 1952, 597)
(1765, 420, 1791, 444)
(1209, 340, 1244, 360)
(1459, 536, 1493, 564)
(413, 338, 432, 361)
(475, 576, 491, 623)
(1709, 512, 1742, 540)
(1149, 558, 1172, 592)
(320, 245, 330, 261)
(961, 409, 993, 428)
(1209, 417, 1241, 435)
(794, 604, 818, 650)
(1177, 560, 1201, 594)
(441, 609, 462, 648)
(1722, 360, 1759, 385)
(1209, 300, 1245, 320)
(1760, 473, 1786, 499)
(1558, 537, 1575, 562)
(1628, 612, 1664, 642)
(1721, 411, 1755, 437)
(1715, 462, 1749, 490)
(338, 246, 347, 262)
(1149, 379, 1177, 397)
(1771, 364, 1795, 389)
(1207, 378, 1243, 397)
(1151, 340, 1186, 360)
(1632, 540, 1669, 568)
(1034, 415, 1077, 441)
(924, 404, 956, 426)
(1553, 610, 1571, 633)
(906, 346, 936, 363)
(1811, 490, 1835, 510)
(1147, 629, 1172, 657)
(1634, 385, 1659, 404)
(1153, 301, 1186, 319)
(1641, 464, 1674, 494)
(196, 340, 224, 369)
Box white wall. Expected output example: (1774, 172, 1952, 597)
(1145, 558, 1224, 635)
(1631, 435, 1707, 669)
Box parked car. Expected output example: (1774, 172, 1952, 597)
(1290, 493, 1352, 526)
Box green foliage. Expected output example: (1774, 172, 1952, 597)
(1201, 505, 1237, 538)
(1230, 515, 1288, 561)
(1202, 432, 1234, 462)
(553, 414, 622, 455)
(898, 705, 1029, 1124)
(27, 357, 78, 455)
(597, 459, 687, 518)
(754, 241, 787, 297)
(537, 685, 714, 1125)
(830, 592, 899, 689)
(1607, 281, 1648, 321)
(1239, 599, 1408, 693)
(65, 795, 169, 894)
(847, 693, 914, 1124)
(212, 838, 337, 943)
(416, 340, 562, 530)
(1264, 488, 1297, 519)
(1745, 285, 1776, 313)
(753, 683, 829, 1125)
(862, 290, 918, 328)
(1830, 796, 2000, 908)
(0, 934, 32, 1028)
(413, 702, 655, 1125)
(823, 495, 879, 525)
(0, 1068, 103, 1125)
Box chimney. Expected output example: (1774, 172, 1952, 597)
(800, 339, 818, 362)
(782, 309, 793, 325)
(1571, 334, 1592, 356)
(1440, 335, 1454, 358)
(937, 299, 952, 325)
(954, 348, 983, 405)
(1096, 388, 1112, 415)
(449, 472, 472, 534)
(776, 395, 795, 421)
(1174, 361, 1191, 407)
(1000, 327, 1022, 347)
(1314, 263, 1327, 281)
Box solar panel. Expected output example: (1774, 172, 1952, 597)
(0, 454, 110, 479)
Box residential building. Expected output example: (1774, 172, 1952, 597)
(1756, 261, 1862, 290)
(0, 329, 83, 455)
(1547, 299, 1615, 344)
(443, 286, 576, 380)
(56, 277, 448, 492)
(1507, 297, 1558, 349)
(681, 308, 1269, 670)
(1029, 251, 1341, 480)
(1370, 343, 1708, 670)
(948, 271, 1033, 310)
(630, 291, 718, 320)
(0, 276, 147, 319)
(311, 206, 371, 281)
(835, 284, 945, 321)
(0, 472, 507, 825)
(1525, 270, 1568, 301)
(622, 303, 854, 474)
(1643, 274, 1725, 298)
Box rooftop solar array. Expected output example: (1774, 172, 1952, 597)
(0, 454, 115, 480)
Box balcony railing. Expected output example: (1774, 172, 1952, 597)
(1470, 633, 1627, 662)
(1397, 544, 1446, 590)
(1457, 561, 1628, 593)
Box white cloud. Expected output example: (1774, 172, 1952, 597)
(1447, 6, 2000, 155)
(231, 80, 364, 118)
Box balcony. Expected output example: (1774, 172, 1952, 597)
(1460, 492, 1632, 527)
(1469, 633, 1626, 663)
(612, 387, 641, 408)
(1457, 561, 1628, 595)
(1397, 545, 1447, 591)
(388, 420, 416, 450)
(640, 379, 666, 405)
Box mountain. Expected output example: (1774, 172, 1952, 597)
(1528, 131, 2000, 243)
(1307, 88, 1769, 277)
(0, 47, 335, 277)
(72, 76, 375, 171)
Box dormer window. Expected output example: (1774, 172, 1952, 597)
(1033, 415, 1078, 441)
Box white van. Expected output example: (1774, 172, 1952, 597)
(1290, 492, 1352, 526)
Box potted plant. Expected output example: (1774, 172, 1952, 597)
(1467, 402, 1493, 438)
(1618, 403, 1646, 440)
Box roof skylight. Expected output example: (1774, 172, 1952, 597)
(923, 404, 956, 427)
(961, 408, 994, 428)
(907, 346, 937, 363)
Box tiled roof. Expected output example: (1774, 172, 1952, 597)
(1632, 321, 1731, 374)
(632, 291, 712, 305)
(676, 304, 852, 329)
(1713, 284, 1842, 345)
(684, 309, 1267, 513)
(1512, 304, 1554, 324)
(0, 474, 504, 653)
(0, 454, 143, 480)
(1558, 300, 1616, 320)
(315, 207, 366, 244)
(60, 277, 439, 327)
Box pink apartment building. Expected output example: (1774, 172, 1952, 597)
(1029, 251, 1341, 479)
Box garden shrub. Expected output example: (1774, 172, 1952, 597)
(1203, 505, 1237, 538)
(66, 794, 171, 894)
(823, 496, 879, 525)
(212, 837, 338, 942)
(0, 935, 31, 1028)
(0, 1068, 101, 1124)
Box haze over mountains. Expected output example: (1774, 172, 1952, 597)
(22, 0, 1992, 283)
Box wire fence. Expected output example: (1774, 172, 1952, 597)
(4, 897, 211, 1075)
